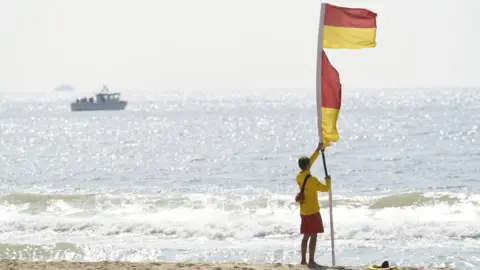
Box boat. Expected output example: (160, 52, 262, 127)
(55, 83, 74, 91)
(70, 85, 127, 111)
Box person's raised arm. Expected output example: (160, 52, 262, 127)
(315, 175, 331, 192)
(309, 142, 324, 166)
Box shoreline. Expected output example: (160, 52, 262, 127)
(0, 260, 459, 270)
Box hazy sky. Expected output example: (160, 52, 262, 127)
(0, 0, 478, 92)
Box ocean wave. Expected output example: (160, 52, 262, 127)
(1, 191, 479, 243)
(0, 191, 477, 213)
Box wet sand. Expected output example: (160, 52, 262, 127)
(0, 260, 459, 270)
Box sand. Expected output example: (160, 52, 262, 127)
(0, 260, 459, 270)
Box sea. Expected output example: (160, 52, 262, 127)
(0, 88, 479, 269)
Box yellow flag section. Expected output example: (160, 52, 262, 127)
(323, 3, 377, 49)
(320, 50, 341, 148)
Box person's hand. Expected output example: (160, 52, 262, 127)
(316, 142, 324, 152)
(325, 175, 331, 181)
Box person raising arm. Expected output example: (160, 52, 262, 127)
(296, 142, 331, 266)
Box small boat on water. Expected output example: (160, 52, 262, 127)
(70, 85, 127, 112)
(55, 83, 74, 91)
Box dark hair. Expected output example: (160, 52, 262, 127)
(298, 156, 310, 170)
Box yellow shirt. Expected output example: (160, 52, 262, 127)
(296, 150, 331, 215)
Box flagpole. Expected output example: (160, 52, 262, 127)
(316, 3, 325, 141)
(321, 148, 335, 266)
(316, 2, 336, 267)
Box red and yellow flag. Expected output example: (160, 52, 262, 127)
(320, 49, 341, 147)
(323, 3, 377, 49)
(317, 3, 376, 147)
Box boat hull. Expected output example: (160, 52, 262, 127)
(70, 101, 127, 111)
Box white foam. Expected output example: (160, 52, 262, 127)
(1, 191, 479, 249)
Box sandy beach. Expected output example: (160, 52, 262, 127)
(0, 260, 459, 270)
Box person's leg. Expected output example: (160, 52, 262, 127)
(301, 234, 311, 264)
(308, 212, 323, 266)
(300, 215, 310, 264)
(308, 233, 318, 265)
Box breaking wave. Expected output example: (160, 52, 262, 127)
(0, 191, 476, 212)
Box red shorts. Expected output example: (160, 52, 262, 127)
(300, 212, 324, 234)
